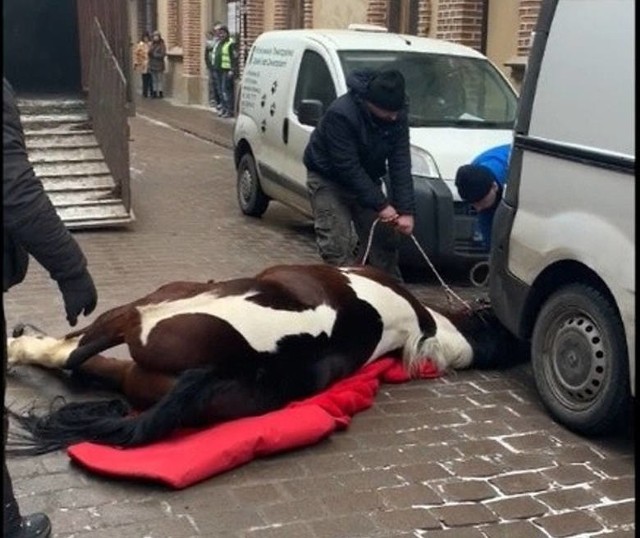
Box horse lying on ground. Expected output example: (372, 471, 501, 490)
(7, 264, 517, 455)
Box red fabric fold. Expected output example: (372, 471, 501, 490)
(67, 357, 440, 489)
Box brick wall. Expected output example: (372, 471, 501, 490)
(182, 0, 201, 76)
(517, 0, 541, 56)
(273, 0, 288, 29)
(436, 0, 483, 49)
(167, 0, 179, 47)
(366, 0, 388, 27)
(303, 0, 313, 29)
(417, 0, 432, 36)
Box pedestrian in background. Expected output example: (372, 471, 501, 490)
(213, 26, 237, 118)
(148, 30, 167, 98)
(303, 68, 415, 282)
(455, 143, 511, 250)
(133, 31, 153, 98)
(3, 78, 98, 538)
(204, 22, 223, 109)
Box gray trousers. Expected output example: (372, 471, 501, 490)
(307, 170, 402, 281)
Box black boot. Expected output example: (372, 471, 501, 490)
(5, 514, 52, 538)
(159, 91, 164, 98)
(4, 464, 52, 537)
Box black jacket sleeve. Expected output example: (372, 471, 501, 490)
(3, 78, 88, 287)
(386, 116, 415, 215)
(320, 111, 389, 211)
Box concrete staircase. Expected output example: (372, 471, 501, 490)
(18, 96, 134, 229)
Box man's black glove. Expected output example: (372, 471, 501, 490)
(58, 270, 98, 326)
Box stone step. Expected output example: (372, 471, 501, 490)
(55, 200, 134, 229)
(29, 146, 105, 164)
(26, 133, 99, 149)
(17, 98, 87, 115)
(21, 113, 91, 131)
(24, 127, 94, 137)
(47, 188, 117, 206)
(41, 174, 116, 192)
(34, 160, 111, 178)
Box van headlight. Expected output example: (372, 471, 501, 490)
(410, 146, 441, 179)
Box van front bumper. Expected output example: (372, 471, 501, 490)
(399, 176, 488, 268)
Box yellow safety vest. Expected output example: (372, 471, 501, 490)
(220, 39, 234, 70)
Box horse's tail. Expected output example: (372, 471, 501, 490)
(8, 365, 230, 455)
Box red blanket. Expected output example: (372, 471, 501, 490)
(67, 357, 440, 489)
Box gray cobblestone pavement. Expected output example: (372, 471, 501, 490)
(4, 98, 635, 538)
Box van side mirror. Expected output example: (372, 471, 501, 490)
(297, 99, 323, 127)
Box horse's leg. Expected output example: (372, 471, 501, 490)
(72, 356, 177, 410)
(7, 334, 82, 370)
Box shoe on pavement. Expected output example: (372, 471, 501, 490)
(5, 513, 52, 538)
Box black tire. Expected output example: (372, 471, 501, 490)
(236, 153, 269, 217)
(531, 283, 630, 436)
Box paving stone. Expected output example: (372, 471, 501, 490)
(485, 496, 549, 519)
(429, 503, 499, 526)
(309, 513, 378, 538)
(501, 432, 562, 451)
(589, 457, 635, 478)
(480, 520, 548, 538)
(420, 528, 485, 538)
(535, 486, 606, 510)
(436, 480, 498, 502)
(373, 507, 442, 532)
(590, 477, 636, 501)
(542, 464, 600, 486)
(490, 472, 551, 494)
(591, 500, 636, 526)
(446, 458, 502, 477)
(260, 497, 329, 523)
(534, 510, 603, 537)
(378, 483, 443, 508)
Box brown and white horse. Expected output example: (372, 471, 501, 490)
(7, 264, 515, 454)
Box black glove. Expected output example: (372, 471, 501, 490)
(58, 270, 98, 326)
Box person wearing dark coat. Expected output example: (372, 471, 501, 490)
(3, 78, 98, 538)
(303, 68, 415, 281)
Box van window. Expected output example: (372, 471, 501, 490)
(338, 51, 517, 129)
(293, 50, 337, 115)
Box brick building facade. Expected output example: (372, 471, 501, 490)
(130, 0, 541, 106)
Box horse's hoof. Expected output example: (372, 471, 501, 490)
(12, 323, 47, 338)
(12, 323, 26, 338)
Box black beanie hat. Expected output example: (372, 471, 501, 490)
(455, 165, 496, 203)
(365, 69, 405, 111)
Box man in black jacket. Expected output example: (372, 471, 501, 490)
(303, 68, 415, 281)
(3, 78, 98, 538)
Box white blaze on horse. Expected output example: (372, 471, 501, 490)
(7, 264, 515, 454)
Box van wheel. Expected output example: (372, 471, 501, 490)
(237, 154, 269, 217)
(531, 283, 630, 436)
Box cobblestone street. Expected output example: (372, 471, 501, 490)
(4, 101, 635, 538)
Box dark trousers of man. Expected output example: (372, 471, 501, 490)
(208, 68, 221, 107)
(3, 314, 21, 533)
(220, 70, 235, 116)
(141, 73, 153, 98)
(307, 170, 402, 282)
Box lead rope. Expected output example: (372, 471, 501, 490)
(359, 218, 474, 313)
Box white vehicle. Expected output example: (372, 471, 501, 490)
(489, 0, 635, 435)
(233, 28, 517, 267)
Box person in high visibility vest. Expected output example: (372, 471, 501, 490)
(213, 25, 237, 118)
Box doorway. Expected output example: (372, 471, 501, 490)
(3, 0, 82, 93)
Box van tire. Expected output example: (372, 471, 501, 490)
(237, 154, 269, 217)
(531, 283, 630, 436)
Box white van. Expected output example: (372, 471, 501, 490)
(233, 27, 518, 267)
(489, 0, 635, 435)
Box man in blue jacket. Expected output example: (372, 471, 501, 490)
(455, 143, 511, 250)
(303, 68, 415, 282)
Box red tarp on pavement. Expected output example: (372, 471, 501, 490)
(67, 357, 440, 489)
